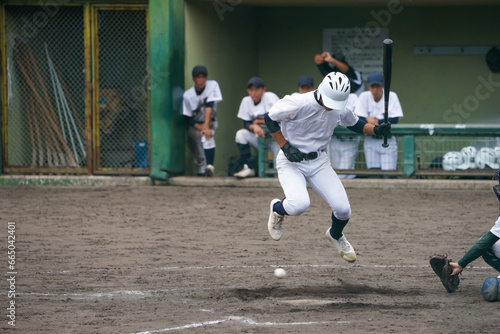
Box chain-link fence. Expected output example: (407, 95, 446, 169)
(258, 126, 500, 178)
(5, 5, 86, 169)
(3, 4, 149, 173)
(95, 8, 149, 171)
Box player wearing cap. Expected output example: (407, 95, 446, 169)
(264, 72, 391, 263)
(355, 72, 403, 172)
(234, 77, 280, 178)
(292, 75, 315, 95)
(183, 65, 223, 176)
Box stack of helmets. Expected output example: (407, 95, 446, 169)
(476, 147, 500, 169)
(459, 146, 477, 170)
(442, 151, 464, 171)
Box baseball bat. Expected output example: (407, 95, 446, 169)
(382, 39, 393, 148)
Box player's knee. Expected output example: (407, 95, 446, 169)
(334, 205, 351, 221)
(284, 198, 310, 216)
(235, 129, 248, 144)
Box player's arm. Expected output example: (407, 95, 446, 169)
(456, 232, 500, 272)
(264, 113, 286, 147)
(346, 118, 391, 136)
(201, 103, 214, 137)
(264, 112, 302, 162)
(322, 52, 349, 73)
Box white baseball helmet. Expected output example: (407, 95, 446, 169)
(317, 72, 350, 110)
(494, 146, 500, 159)
(442, 151, 464, 171)
(458, 146, 477, 170)
(475, 147, 500, 169)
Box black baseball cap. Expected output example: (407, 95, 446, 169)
(192, 65, 208, 77)
(247, 77, 265, 88)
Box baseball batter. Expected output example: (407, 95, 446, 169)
(183, 65, 223, 176)
(234, 77, 280, 178)
(264, 72, 391, 262)
(355, 72, 403, 171)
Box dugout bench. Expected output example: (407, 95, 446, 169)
(258, 124, 500, 179)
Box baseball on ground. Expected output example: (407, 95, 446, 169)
(274, 268, 287, 278)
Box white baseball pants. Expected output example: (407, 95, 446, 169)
(276, 150, 351, 220)
(363, 136, 398, 170)
(328, 136, 361, 179)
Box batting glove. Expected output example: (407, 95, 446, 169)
(374, 122, 391, 136)
(281, 142, 304, 163)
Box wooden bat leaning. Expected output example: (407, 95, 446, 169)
(382, 39, 393, 148)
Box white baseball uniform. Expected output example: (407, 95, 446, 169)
(235, 92, 280, 163)
(268, 91, 358, 219)
(183, 80, 222, 173)
(355, 90, 403, 170)
(328, 93, 360, 179)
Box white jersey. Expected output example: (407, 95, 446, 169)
(183, 80, 223, 123)
(268, 91, 358, 153)
(355, 90, 403, 120)
(345, 93, 358, 115)
(237, 92, 279, 122)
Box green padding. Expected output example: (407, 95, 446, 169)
(403, 135, 415, 177)
(149, 0, 185, 180)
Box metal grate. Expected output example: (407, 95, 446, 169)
(5, 5, 86, 168)
(95, 8, 149, 171)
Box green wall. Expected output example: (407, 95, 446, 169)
(184, 2, 500, 175)
(185, 0, 259, 176)
(258, 5, 500, 124)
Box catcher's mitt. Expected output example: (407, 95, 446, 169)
(430, 254, 460, 293)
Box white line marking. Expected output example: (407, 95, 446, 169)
(27, 263, 493, 275)
(132, 316, 353, 333)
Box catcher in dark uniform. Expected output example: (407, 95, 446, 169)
(431, 169, 500, 300)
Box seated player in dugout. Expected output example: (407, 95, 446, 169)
(314, 51, 364, 96)
(292, 75, 316, 96)
(183, 65, 223, 177)
(355, 71, 403, 172)
(234, 77, 280, 178)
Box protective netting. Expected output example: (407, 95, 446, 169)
(4, 5, 149, 171)
(5, 5, 86, 168)
(96, 9, 149, 170)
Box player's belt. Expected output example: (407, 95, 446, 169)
(302, 149, 326, 160)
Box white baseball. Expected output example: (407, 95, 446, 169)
(274, 268, 287, 278)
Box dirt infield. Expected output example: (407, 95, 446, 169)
(1, 183, 499, 333)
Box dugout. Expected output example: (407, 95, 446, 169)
(1, 0, 499, 180)
(184, 0, 500, 179)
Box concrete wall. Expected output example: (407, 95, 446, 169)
(184, 2, 500, 175)
(185, 0, 259, 176)
(258, 5, 500, 124)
